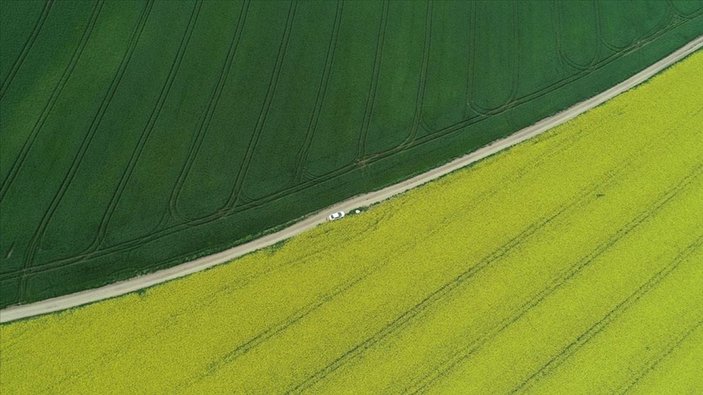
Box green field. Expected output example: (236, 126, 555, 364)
(1, 0, 702, 307)
(1, 47, 701, 394)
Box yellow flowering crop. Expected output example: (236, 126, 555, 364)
(1, 51, 702, 394)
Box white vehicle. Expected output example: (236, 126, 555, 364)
(327, 211, 345, 221)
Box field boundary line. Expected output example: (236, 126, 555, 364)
(1, 35, 701, 324)
(8, 9, 692, 272)
(291, 162, 702, 394)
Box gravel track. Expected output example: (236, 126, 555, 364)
(2, 36, 701, 324)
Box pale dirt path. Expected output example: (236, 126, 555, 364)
(2, 36, 701, 324)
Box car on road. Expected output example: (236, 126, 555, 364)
(327, 211, 345, 221)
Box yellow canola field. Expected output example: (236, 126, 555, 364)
(2, 51, 702, 394)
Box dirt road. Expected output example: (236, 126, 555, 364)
(2, 36, 701, 324)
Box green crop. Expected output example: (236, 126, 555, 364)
(1, 0, 702, 306)
(1, 47, 701, 394)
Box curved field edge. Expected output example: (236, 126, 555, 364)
(2, 35, 701, 323)
(1, 1, 703, 307)
(1, 46, 702, 394)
